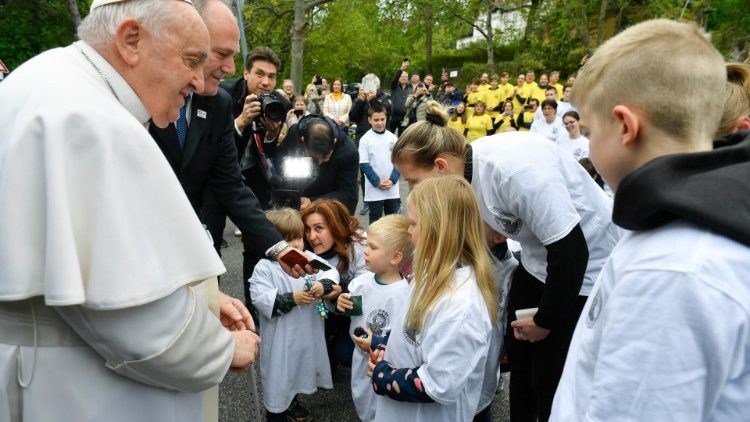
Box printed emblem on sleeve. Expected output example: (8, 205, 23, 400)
(585, 288, 603, 328)
(495, 211, 522, 236)
(366, 309, 389, 336)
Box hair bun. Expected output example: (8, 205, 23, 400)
(425, 113, 446, 127)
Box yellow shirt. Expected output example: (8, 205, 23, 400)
(466, 91, 485, 117)
(526, 82, 545, 102)
(465, 114, 493, 142)
(518, 111, 535, 132)
(499, 83, 515, 104)
(447, 117, 466, 137)
(477, 83, 490, 93)
(512, 84, 532, 114)
(484, 88, 504, 116)
(494, 113, 517, 131)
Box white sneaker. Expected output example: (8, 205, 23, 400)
(234, 228, 242, 237)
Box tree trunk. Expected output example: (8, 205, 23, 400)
(65, 0, 82, 31)
(523, 0, 542, 44)
(596, 0, 610, 47)
(424, 3, 433, 75)
(485, 1, 494, 65)
(290, 0, 306, 95)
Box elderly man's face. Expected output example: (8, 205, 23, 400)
(201, 2, 240, 96)
(141, 8, 209, 127)
(283, 80, 294, 96)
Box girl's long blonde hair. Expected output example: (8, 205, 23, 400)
(405, 175, 496, 331)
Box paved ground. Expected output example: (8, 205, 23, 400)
(217, 183, 510, 421)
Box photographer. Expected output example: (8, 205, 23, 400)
(219, 47, 290, 209)
(402, 82, 430, 128)
(389, 59, 413, 134)
(274, 116, 359, 214)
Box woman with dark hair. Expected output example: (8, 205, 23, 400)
(301, 199, 367, 370)
(448, 102, 468, 137)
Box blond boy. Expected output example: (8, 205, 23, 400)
(551, 20, 750, 421)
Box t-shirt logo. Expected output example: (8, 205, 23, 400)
(496, 212, 522, 236)
(402, 324, 422, 347)
(586, 288, 603, 328)
(367, 309, 389, 336)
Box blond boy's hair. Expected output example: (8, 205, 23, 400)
(717, 63, 750, 137)
(572, 19, 726, 141)
(367, 214, 414, 259)
(265, 208, 304, 241)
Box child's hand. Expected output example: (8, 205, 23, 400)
(307, 281, 324, 298)
(367, 349, 384, 379)
(323, 284, 342, 301)
(378, 180, 393, 190)
(351, 327, 372, 352)
(336, 293, 352, 313)
(293, 289, 314, 306)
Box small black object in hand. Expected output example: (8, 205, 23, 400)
(353, 326, 368, 339)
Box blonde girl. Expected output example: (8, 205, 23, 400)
(369, 175, 496, 422)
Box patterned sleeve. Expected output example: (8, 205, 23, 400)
(371, 361, 435, 403)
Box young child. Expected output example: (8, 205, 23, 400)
(368, 175, 496, 421)
(551, 20, 750, 421)
(358, 104, 401, 224)
(249, 208, 340, 422)
(336, 214, 414, 421)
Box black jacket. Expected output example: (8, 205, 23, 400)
(219, 78, 291, 166)
(348, 91, 392, 139)
(275, 123, 359, 214)
(389, 69, 412, 116)
(149, 88, 283, 255)
(614, 130, 750, 247)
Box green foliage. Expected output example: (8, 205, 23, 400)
(0, 0, 89, 70)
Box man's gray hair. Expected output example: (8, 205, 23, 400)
(78, 0, 191, 47)
(192, 0, 232, 16)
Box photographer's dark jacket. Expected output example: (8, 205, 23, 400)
(275, 124, 359, 214)
(219, 78, 290, 168)
(389, 69, 413, 117)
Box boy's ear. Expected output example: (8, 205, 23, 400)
(612, 104, 642, 147)
(434, 157, 450, 172)
(390, 250, 404, 266)
(734, 115, 750, 132)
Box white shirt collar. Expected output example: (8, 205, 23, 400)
(74, 41, 151, 125)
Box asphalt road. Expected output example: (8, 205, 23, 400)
(217, 183, 510, 422)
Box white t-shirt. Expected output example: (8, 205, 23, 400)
(358, 129, 400, 202)
(348, 273, 411, 422)
(470, 133, 620, 295)
(249, 256, 339, 412)
(551, 221, 750, 422)
(374, 266, 493, 421)
(556, 133, 590, 161)
(530, 116, 564, 142)
(478, 250, 518, 413)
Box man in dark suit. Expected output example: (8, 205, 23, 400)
(149, 1, 312, 309)
(219, 47, 289, 210)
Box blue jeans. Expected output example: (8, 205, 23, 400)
(368, 198, 400, 224)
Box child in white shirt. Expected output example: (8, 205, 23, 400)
(249, 208, 340, 422)
(358, 105, 401, 224)
(336, 214, 414, 421)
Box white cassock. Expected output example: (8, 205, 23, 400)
(0, 41, 234, 422)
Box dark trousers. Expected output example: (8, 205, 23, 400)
(505, 264, 587, 422)
(368, 198, 400, 224)
(388, 113, 405, 135)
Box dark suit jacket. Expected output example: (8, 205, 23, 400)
(149, 88, 283, 255)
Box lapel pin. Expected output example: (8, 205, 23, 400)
(197, 109, 207, 119)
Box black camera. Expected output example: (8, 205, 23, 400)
(523, 104, 533, 111)
(258, 93, 285, 122)
(313, 75, 323, 85)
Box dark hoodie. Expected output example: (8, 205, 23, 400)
(613, 130, 750, 247)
